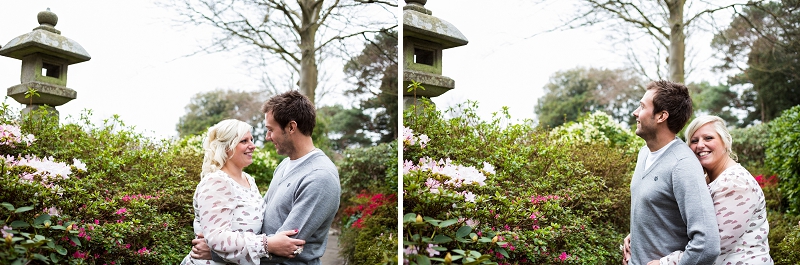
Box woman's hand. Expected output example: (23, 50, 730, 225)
(268, 229, 306, 258)
(622, 234, 631, 265)
(190, 233, 211, 259)
(646, 260, 660, 265)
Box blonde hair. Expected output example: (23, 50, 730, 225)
(201, 119, 253, 178)
(684, 115, 737, 161)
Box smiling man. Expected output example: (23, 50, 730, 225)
(192, 90, 340, 265)
(622, 80, 720, 265)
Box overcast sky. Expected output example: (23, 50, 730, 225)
(1, 1, 738, 138)
(0, 1, 382, 139)
(420, 0, 733, 123)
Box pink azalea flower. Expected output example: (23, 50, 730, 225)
(46, 207, 60, 217)
(1, 225, 11, 238)
(418, 134, 430, 148)
(464, 191, 476, 202)
(72, 251, 87, 259)
(403, 245, 417, 255)
(482, 162, 495, 175)
(425, 244, 439, 257)
(72, 158, 87, 171)
(559, 252, 569, 261)
(137, 247, 150, 254)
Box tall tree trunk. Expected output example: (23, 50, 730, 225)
(667, 0, 686, 83)
(299, 0, 322, 104)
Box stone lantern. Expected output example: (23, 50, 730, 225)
(0, 8, 91, 117)
(402, 0, 468, 110)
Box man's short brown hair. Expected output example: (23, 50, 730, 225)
(261, 90, 316, 136)
(647, 80, 693, 134)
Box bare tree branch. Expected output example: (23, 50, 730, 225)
(354, 0, 397, 7)
(685, 1, 763, 27)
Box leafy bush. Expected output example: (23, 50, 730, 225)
(403, 101, 638, 264)
(729, 123, 770, 174)
(336, 142, 398, 265)
(773, 220, 800, 265)
(1, 106, 201, 264)
(765, 105, 800, 214)
(337, 142, 398, 199)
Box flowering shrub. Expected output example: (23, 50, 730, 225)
(755, 174, 779, 188)
(403, 144, 501, 265)
(403, 101, 635, 264)
(3, 154, 85, 189)
(336, 142, 398, 264)
(550, 111, 643, 155)
(0, 123, 34, 148)
(0, 107, 202, 264)
(345, 193, 396, 229)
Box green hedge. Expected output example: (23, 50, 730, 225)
(729, 123, 770, 174)
(766, 105, 800, 214)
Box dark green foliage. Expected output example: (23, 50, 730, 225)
(712, 1, 800, 125)
(337, 142, 398, 198)
(1, 107, 201, 264)
(688, 81, 740, 125)
(343, 29, 398, 145)
(404, 101, 638, 264)
(766, 105, 800, 214)
(318, 105, 375, 151)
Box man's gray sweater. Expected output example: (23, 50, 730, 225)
(260, 151, 340, 265)
(629, 138, 720, 265)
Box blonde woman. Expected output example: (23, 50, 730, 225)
(182, 119, 303, 265)
(650, 115, 773, 264)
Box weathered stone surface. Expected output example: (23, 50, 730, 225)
(0, 30, 90, 64)
(403, 9, 468, 49)
(403, 69, 454, 98)
(7, 81, 76, 106)
(403, 2, 432, 15)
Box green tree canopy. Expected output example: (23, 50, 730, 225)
(176, 89, 269, 143)
(712, 0, 800, 125)
(342, 29, 398, 145)
(535, 67, 644, 129)
(317, 105, 374, 151)
(688, 81, 740, 126)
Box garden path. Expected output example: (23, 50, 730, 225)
(319, 228, 344, 265)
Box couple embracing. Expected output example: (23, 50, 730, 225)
(181, 91, 340, 265)
(623, 81, 773, 265)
